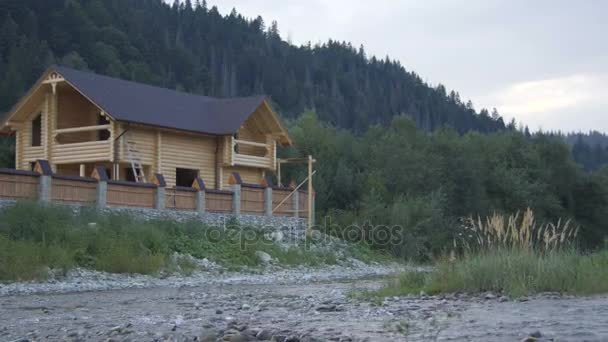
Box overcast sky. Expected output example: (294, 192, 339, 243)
(203, 0, 607, 133)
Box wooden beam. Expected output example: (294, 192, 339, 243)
(54, 124, 111, 135)
(234, 139, 268, 148)
(278, 157, 317, 164)
(307, 154, 313, 232)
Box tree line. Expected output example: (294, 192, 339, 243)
(283, 113, 608, 259)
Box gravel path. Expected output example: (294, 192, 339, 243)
(1, 270, 607, 341)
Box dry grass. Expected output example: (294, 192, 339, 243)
(456, 208, 579, 253)
(365, 210, 608, 298)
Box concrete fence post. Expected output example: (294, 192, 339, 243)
(91, 166, 109, 209)
(34, 160, 53, 203)
(292, 190, 300, 218)
(153, 174, 166, 210)
(193, 177, 206, 214)
(229, 172, 242, 216)
(262, 176, 273, 218)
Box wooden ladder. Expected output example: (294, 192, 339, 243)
(125, 139, 146, 183)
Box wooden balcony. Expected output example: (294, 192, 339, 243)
(231, 137, 276, 169)
(52, 140, 112, 164)
(51, 124, 113, 164)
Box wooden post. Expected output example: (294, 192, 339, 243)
(277, 161, 282, 187)
(113, 163, 120, 181)
(307, 155, 313, 231)
(79, 164, 86, 177)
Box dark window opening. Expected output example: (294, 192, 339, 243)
(233, 133, 239, 153)
(98, 115, 110, 141)
(31, 114, 41, 146)
(124, 167, 143, 182)
(176, 168, 198, 187)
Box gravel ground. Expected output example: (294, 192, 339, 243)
(0, 260, 407, 297)
(1, 267, 607, 342)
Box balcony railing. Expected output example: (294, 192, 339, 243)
(51, 124, 112, 164)
(52, 140, 112, 164)
(231, 138, 275, 169)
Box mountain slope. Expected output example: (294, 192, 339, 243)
(0, 0, 504, 133)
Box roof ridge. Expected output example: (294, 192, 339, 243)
(52, 65, 219, 101)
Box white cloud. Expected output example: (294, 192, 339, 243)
(479, 74, 608, 131)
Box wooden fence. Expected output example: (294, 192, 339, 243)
(241, 184, 265, 215)
(165, 187, 197, 211)
(0, 163, 313, 221)
(51, 175, 97, 204)
(206, 189, 233, 213)
(107, 181, 155, 208)
(272, 188, 294, 217)
(299, 190, 309, 219)
(0, 169, 39, 199)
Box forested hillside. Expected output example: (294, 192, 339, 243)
(546, 131, 608, 171)
(0, 0, 504, 133)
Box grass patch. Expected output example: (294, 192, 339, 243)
(370, 249, 608, 298)
(0, 201, 386, 281)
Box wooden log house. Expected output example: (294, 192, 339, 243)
(0, 66, 293, 190)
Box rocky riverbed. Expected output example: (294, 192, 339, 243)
(2, 268, 608, 342)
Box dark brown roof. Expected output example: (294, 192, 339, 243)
(54, 66, 267, 135)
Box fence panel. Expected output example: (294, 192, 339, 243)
(206, 190, 233, 213)
(51, 176, 97, 204)
(241, 186, 264, 215)
(0, 170, 39, 200)
(299, 191, 309, 218)
(272, 188, 293, 216)
(165, 187, 196, 211)
(107, 181, 155, 208)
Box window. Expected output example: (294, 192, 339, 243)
(31, 114, 41, 146)
(176, 168, 199, 187)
